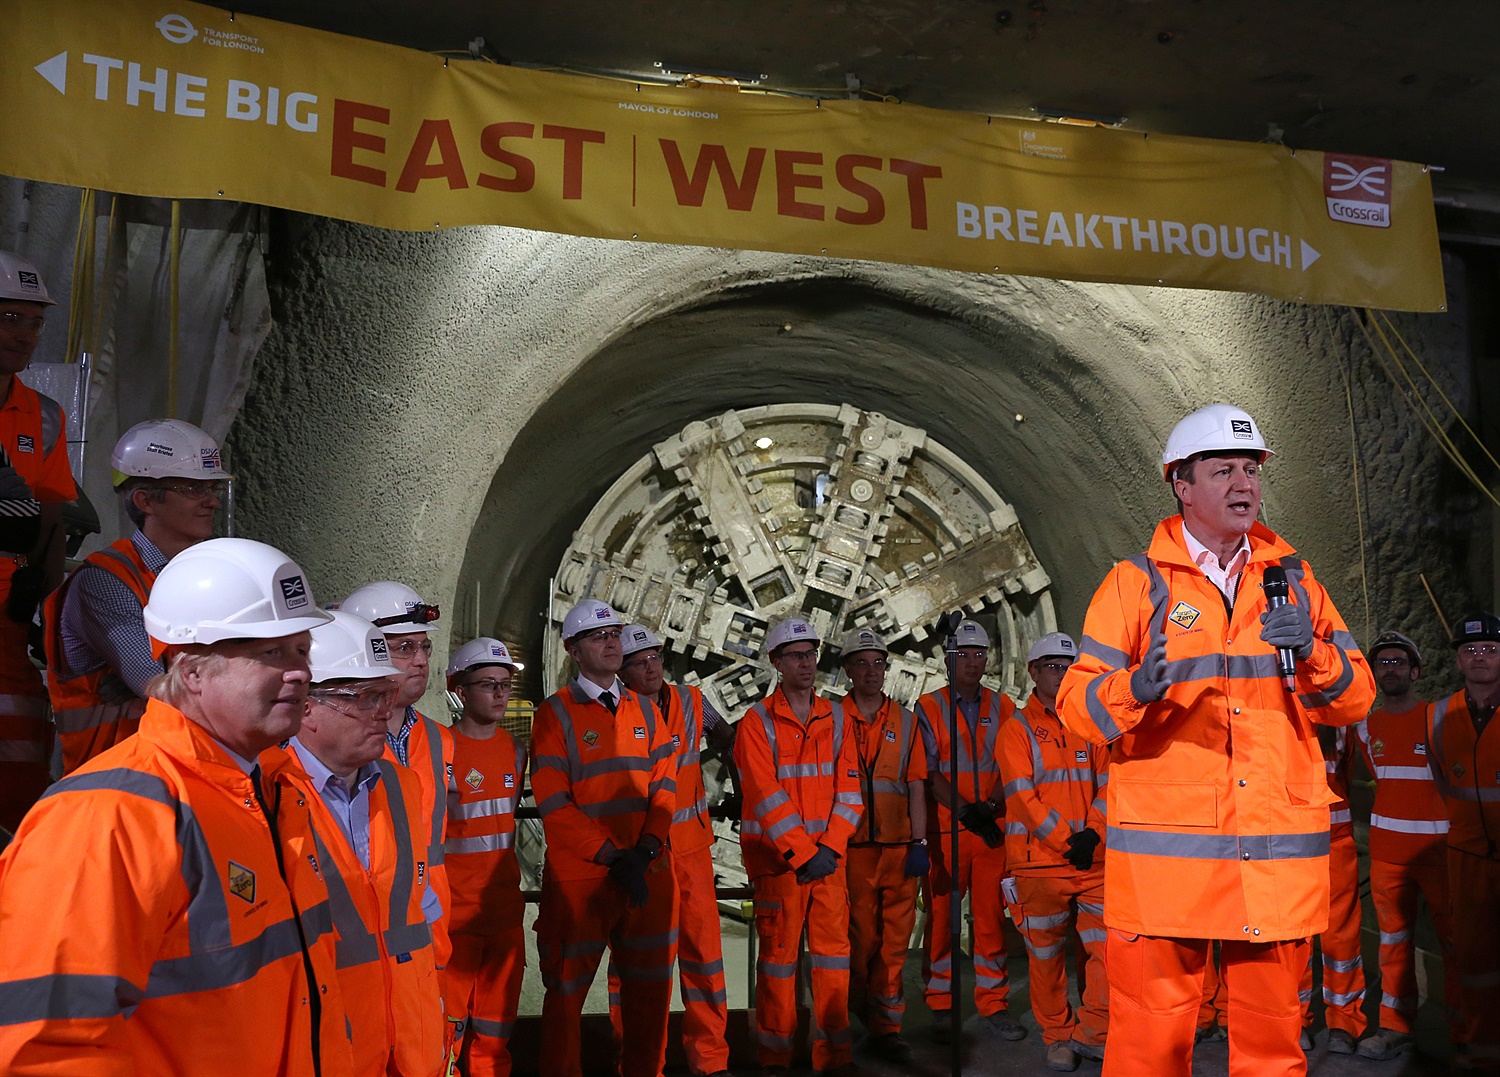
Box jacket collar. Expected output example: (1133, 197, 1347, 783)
(1147, 515, 1294, 570)
(137, 697, 298, 790)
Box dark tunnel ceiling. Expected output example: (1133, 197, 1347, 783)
(229, 0, 1500, 223)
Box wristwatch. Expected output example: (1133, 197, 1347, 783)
(910, 838, 928, 846)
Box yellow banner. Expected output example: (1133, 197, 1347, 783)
(0, 0, 1445, 311)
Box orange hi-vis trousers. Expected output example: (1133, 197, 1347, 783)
(1369, 855, 1454, 1035)
(0, 569, 49, 833)
(1300, 827, 1367, 1037)
(1105, 932, 1310, 1077)
(751, 868, 852, 1072)
(1006, 868, 1107, 1047)
(1451, 850, 1500, 1069)
(923, 830, 1009, 1016)
(446, 920, 526, 1077)
(846, 844, 917, 1036)
(608, 843, 730, 1076)
(1197, 945, 1229, 1033)
(536, 857, 679, 1077)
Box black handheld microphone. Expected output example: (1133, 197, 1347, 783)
(1261, 566, 1297, 690)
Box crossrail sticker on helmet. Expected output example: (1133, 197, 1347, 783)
(309, 609, 402, 683)
(1161, 403, 1275, 482)
(621, 623, 663, 657)
(0, 251, 55, 306)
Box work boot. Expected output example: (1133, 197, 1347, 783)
(1299, 1029, 1314, 1052)
(1195, 1024, 1227, 1043)
(1327, 1028, 1356, 1055)
(866, 1032, 913, 1063)
(1046, 1041, 1080, 1071)
(981, 1010, 1028, 1041)
(1070, 1039, 1106, 1062)
(929, 1014, 955, 1044)
(1356, 1028, 1415, 1060)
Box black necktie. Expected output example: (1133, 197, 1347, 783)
(599, 690, 617, 714)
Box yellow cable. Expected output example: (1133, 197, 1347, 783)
(168, 200, 181, 419)
(1325, 309, 1371, 642)
(66, 188, 95, 364)
(91, 196, 118, 360)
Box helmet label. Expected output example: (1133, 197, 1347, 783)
(16, 270, 41, 295)
(147, 441, 175, 457)
(371, 637, 390, 662)
(201, 447, 222, 472)
(1230, 419, 1254, 440)
(278, 574, 309, 610)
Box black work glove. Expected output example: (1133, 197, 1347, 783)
(957, 802, 990, 833)
(795, 843, 839, 884)
(1130, 631, 1170, 703)
(1259, 602, 1314, 660)
(0, 467, 32, 502)
(904, 841, 930, 878)
(607, 846, 651, 908)
(1064, 828, 1102, 871)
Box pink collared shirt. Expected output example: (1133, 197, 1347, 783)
(1181, 523, 1251, 603)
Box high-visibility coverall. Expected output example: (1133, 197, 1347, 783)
(0, 698, 355, 1075)
(735, 688, 863, 1072)
(1354, 704, 1455, 1035)
(1057, 517, 1375, 1077)
(532, 679, 678, 1077)
(915, 686, 1015, 1017)
(285, 749, 446, 1077)
(445, 725, 527, 1077)
(0, 379, 74, 831)
(842, 692, 927, 1036)
(608, 683, 730, 1075)
(1427, 690, 1500, 1069)
(41, 537, 157, 775)
(999, 692, 1109, 1049)
(1299, 728, 1366, 1038)
(386, 706, 455, 967)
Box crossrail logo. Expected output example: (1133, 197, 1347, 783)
(1325, 153, 1392, 229)
(278, 575, 309, 610)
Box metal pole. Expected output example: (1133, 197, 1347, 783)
(943, 611, 963, 1077)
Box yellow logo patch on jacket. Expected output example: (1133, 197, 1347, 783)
(1168, 601, 1201, 630)
(228, 861, 256, 904)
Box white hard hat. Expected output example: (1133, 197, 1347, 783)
(621, 623, 663, 658)
(447, 636, 516, 680)
(767, 617, 820, 654)
(342, 581, 440, 635)
(310, 610, 401, 684)
(1027, 632, 1078, 663)
(561, 598, 624, 642)
(0, 251, 55, 306)
(954, 619, 990, 649)
(838, 627, 889, 657)
(1161, 403, 1274, 481)
(111, 419, 232, 487)
(143, 537, 332, 655)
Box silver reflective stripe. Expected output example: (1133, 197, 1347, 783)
(1324, 954, 1363, 973)
(314, 827, 380, 967)
(754, 790, 790, 816)
(0, 693, 48, 717)
(579, 756, 652, 778)
(832, 804, 860, 826)
(1298, 645, 1356, 710)
(765, 813, 806, 841)
(1373, 766, 1435, 781)
(757, 1030, 795, 1048)
(536, 791, 571, 817)
(1370, 813, 1448, 834)
(1324, 987, 1366, 1006)
(1002, 778, 1032, 798)
(758, 959, 797, 979)
(445, 831, 515, 854)
(1381, 992, 1417, 1011)
(683, 986, 728, 1004)
(1024, 940, 1065, 960)
(1330, 809, 1351, 825)
(470, 1017, 513, 1039)
(1084, 671, 1124, 743)
(1379, 929, 1410, 945)
(1078, 928, 1106, 943)
(805, 818, 829, 834)
(147, 901, 334, 998)
(1105, 826, 1330, 860)
(581, 796, 650, 817)
(676, 685, 700, 769)
(1077, 901, 1104, 917)
(679, 957, 724, 977)
(1081, 635, 1129, 668)
(421, 717, 447, 867)
(1021, 911, 1070, 931)
(813, 1026, 854, 1045)
(672, 796, 710, 825)
(1033, 809, 1063, 840)
(1039, 767, 1095, 785)
(871, 780, 908, 795)
(0, 974, 143, 1024)
(778, 763, 824, 779)
(450, 795, 517, 821)
(809, 954, 850, 970)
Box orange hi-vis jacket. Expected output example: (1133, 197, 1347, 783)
(735, 688, 863, 878)
(915, 686, 1014, 831)
(285, 751, 446, 1077)
(1057, 517, 1375, 940)
(531, 679, 676, 880)
(1355, 705, 1450, 864)
(841, 694, 926, 844)
(664, 683, 715, 854)
(1427, 690, 1500, 860)
(1320, 726, 1355, 829)
(0, 699, 354, 1076)
(1000, 693, 1109, 870)
(446, 727, 527, 935)
(384, 708, 454, 962)
(42, 538, 154, 774)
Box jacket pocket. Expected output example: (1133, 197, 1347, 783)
(1113, 778, 1217, 828)
(1285, 781, 1339, 808)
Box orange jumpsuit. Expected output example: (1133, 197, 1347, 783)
(42, 538, 155, 775)
(1354, 704, 1455, 1035)
(1299, 729, 1366, 1038)
(532, 679, 678, 1077)
(999, 692, 1109, 1049)
(0, 698, 354, 1075)
(842, 693, 926, 1036)
(915, 686, 1015, 1018)
(285, 747, 446, 1077)
(1058, 517, 1375, 1077)
(445, 726, 527, 1077)
(0, 378, 74, 831)
(385, 706, 455, 968)
(735, 688, 862, 1072)
(1427, 690, 1500, 1068)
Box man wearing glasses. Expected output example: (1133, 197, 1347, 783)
(0, 251, 77, 831)
(1352, 630, 1453, 1061)
(44, 418, 228, 775)
(531, 599, 678, 1077)
(735, 617, 862, 1077)
(1426, 612, 1500, 1072)
(443, 636, 528, 1077)
(285, 608, 446, 1077)
(837, 628, 927, 1064)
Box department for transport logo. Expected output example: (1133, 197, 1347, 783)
(278, 574, 309, 610)
(1168, 601, 1201, 630)
(227, 860, 256, 903)
(1325, 153, 1392, 229)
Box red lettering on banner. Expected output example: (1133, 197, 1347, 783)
(834, 154, 884, 225)
(477, 122, 536, 192)
(889, 159, 943, 230)
(540, 125, 605, 200)
(659, 142, 766, 210)
(396, 119, 470, 193)
(775, 150, 825, 221)
(331, 99, 390, 187)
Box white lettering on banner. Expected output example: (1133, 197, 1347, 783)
(617, 102, 719, 120)
(957, 202, 1321, 272)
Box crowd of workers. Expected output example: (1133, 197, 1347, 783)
(0, 247, 1495, 1077)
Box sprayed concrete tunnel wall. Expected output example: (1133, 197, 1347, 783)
(229, 215, 1480, 708)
